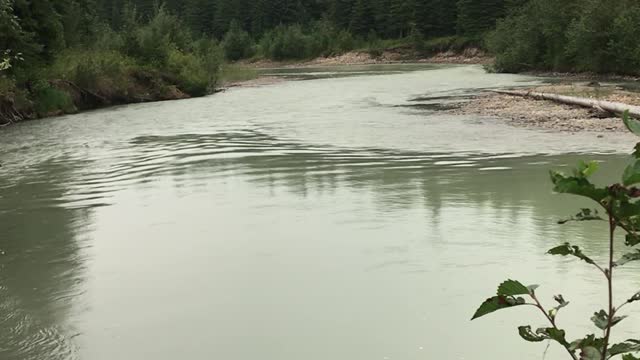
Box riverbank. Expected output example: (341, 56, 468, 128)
(237, 52, 639, 134)
(0, 49, 491, 127)
(6, 59, 639, 135)
(240, 47, 492, 68)
(0, 70, 193, 127)
(0, 64, 263, 127)
(449, 83, 640, 132)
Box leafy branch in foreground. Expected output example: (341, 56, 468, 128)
(472, 111, 640, 360)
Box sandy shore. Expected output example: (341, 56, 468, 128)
(449, 84, 640, 133)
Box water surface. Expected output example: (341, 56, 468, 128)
(0, 64, 638, 360)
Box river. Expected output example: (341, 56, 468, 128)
(0, 64, 638, 360)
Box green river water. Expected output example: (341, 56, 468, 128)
(0, 64, 638, 360)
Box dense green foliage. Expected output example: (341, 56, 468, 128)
(489, 0, 640, 74)
(473, 113, 640, 360)
(0, 0, 222, 122)
(91, 0, 640, 74)
(95, 0, 511, 61)
(3, 0, 640, 124)
(1, 0, 516, 123)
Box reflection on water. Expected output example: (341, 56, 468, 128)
(259, 64, 448, 80)
(0, 64, 639, 360)
(0, 159, 91, 360)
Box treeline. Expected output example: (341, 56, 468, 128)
(489, 0, 640, 74)
(98, 0, 510, 59)
(78, 0, 640, 73)
(110, 0, 463, 39)
(3, 0, 640, 125)
(1, 0, 523, 124)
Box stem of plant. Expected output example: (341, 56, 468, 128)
(601, 213, 616, 360)
(530, 293, 578, 360)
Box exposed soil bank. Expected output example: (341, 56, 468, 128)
(449, 84, 640, 133)
(0, 69, 192, 127)
(240, 48, 492, 68)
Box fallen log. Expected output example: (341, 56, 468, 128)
(490, 89, 640, 119)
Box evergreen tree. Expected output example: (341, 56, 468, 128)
(329, 0, 353, 29)
(96, 0, 126, 29)
(13, 0, 65, 61)
(0, 0, 39, 67)
(271, 0, 298, 26)
(59, 0, 98, 47)
(132, 0, 157, 20)
(163, 0, 185, 15)
(183, 0, 216, 35)
(456, 0, 506, 36)
(373, 0, 392, 37)
(419, 0, 457, 37)
(350, 0, 375, 36)
(250, 0, 271, 35)
(213, 0, 240, 37)
(389, 0, 415, 37)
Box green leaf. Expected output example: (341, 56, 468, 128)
(549, 294, 570, 319)
(550, 171, 608, 202)
(554, 294, 569, 307)
(623, 354, 640, 360)
(627, 233, 640, 247)
(558, 208, 604, 225)
(614, 250, 640, 267)
(548, 243, 596, 265)
(629, 291, 640, 304)
(633, 143, 640, 159)
(623, 111, 640, 136)
(570, 334, 604, 352)
(518, 326, 547, 342)
(613, 315, 629, 327)
(592, 310, 609, 330)
(471, 295, 525, 320)
(609, 340, 640, 356)
(497, 280, 532, 296)
(623, 161, 640, 186)
(541, 327, 569, 346)
(518, 326, 569, 346)
(591, 310, 627, 330)
(575, 161, 600, 178)
(581, 347, 603, 360)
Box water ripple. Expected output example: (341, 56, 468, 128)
(0, 129, 560, 213)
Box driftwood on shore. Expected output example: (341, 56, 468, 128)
(491, 89, 640, 119)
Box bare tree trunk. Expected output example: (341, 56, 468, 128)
(490, 89, 640, 119)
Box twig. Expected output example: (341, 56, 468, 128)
(530, 293, 579, 360)
(601, 213, 616, 360)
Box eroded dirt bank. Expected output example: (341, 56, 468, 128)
(241, 48, 492, 68)
(0, 69, 191, 127)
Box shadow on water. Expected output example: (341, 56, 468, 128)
(0, 158, 94, 360)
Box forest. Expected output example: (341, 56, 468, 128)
(2, 0, 640, 123)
